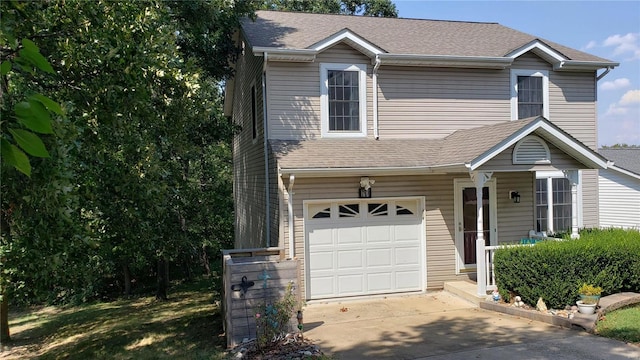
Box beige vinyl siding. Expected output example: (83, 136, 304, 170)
(282, 173, 535, 294)
(511, 52, 552, 70)
(233, 37, 268, 249)
(496, 172, 535, 242)
(479, 141, 584, 172)
(266, 43, 373, 140)
(549, 72, 597, 148)
(377, 67, 510, 138)
(599, 170, 640, 229)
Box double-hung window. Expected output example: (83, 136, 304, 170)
(320, 63, 367, 137)
(511, 69, 549, 120)
(535, 174, 578, 234)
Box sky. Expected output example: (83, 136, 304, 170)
(394, 0, 640, 147)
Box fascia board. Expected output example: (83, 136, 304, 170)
(469, 119, 609, 171)
(278, 164, 468, 178)
(253, 47, 317, 62)
(309, 29, 384, 57)
(506, 40, 566, 62)
(554, 60, 619, 71)
(606, 165, 640, 180)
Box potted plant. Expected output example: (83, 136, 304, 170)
(576, 283, 602, 314)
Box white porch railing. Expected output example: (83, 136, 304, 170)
(483, 237, 561, 293)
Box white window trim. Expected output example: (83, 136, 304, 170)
(510, 69, 549, 120)
(320, 63, 367, 138)
(535, 171, 583, 233)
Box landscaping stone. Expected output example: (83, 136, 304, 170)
(230, 333, 324, 359)
(480, 292, 640, 333)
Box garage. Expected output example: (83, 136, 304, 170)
(304, 197, 425, 300)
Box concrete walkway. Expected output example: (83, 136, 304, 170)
(303, 292, 640, 360)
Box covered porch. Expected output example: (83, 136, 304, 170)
(271, 116, 610, 300)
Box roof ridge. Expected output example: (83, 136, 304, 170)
(255, 10, 500, 25)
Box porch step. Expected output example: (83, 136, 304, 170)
(444, 281, 489, 306)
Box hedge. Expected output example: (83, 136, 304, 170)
(494, 228, 640, 309)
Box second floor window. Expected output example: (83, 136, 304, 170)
(510, 69, 549, 120)
(517, 76, 543, 119)
(320, 63, 367, 138)
(328, 70, 360, 131)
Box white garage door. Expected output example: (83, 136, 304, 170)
(304, 198, 425, 300)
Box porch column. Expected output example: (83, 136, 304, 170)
(470, 171, 493, 296)
(563, 170, 580, 239)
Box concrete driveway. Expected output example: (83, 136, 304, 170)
(303, 292, 640, 360)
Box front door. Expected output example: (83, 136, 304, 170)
(454, 179, 497, 273)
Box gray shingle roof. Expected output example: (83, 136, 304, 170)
(243, 11, 612, 63)
(271, 118, 541, 170)
(599, 149, 640, 175)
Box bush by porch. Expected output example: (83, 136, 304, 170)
(493, 228, 640, 309)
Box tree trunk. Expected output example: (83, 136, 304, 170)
(123, 263, 131, 296)
(156, 258, 169, 301)
(201, 244, 211, 276)
(1, 292, 10, 343)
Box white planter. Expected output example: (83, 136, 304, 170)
(576, 300, 597, 315)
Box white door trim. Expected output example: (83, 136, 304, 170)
(453, 178, 498, 274)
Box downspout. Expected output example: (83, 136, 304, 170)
(287, 174, 295, 259)
(596, 66, 613, 81)
(262, 53, 271, 246)
(373, 55, 381, 140)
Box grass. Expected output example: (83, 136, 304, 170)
(595, 304, 640, 345)
(2, 277, 227, 360)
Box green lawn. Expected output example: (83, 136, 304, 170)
(3, 277, 227, 359)
(595, 304, 640, 345)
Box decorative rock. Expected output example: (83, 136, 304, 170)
(536, 297, 548, 312)
(571, 305, 578, 311)
(514, 296, 522, 302)
(565, 305, 572, 311)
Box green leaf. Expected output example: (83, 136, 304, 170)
(0, 60, 11, 75)
(30, 93, 64, 115)
(14, 100, 53, 134)
(21, 38, 39, 52)
(19, 47, 54, 74)
(8, 128, 50, 158)
(1, 139, 31, 176)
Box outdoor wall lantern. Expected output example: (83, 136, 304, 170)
(509, 190, 521, 203)
(359, 177, 375, 198)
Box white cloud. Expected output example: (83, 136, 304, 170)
(584, 40, 597, 50)
(620, 89, 640, 105)
(600, 78, 631, 91)
(600, 89, 640, 146)
(602, 32, 640, 60)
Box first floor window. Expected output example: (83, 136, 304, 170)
(536, 177, 572, 233)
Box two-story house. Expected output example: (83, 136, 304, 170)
(225, 11, 617, 301)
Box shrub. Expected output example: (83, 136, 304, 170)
(254, 282, 300, 347)
(495, 228, 640, 309)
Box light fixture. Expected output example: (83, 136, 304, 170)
(359, 177, 375, 198)
(509, 190, 521, 204)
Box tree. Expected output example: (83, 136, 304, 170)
(260, 0, 398, 17)
(1, 0, 247, 340)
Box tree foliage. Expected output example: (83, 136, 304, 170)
(260, 0, 398, 17)
(1, 0, 252, 341)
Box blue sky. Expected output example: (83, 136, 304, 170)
(394, 1, 640, 146)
